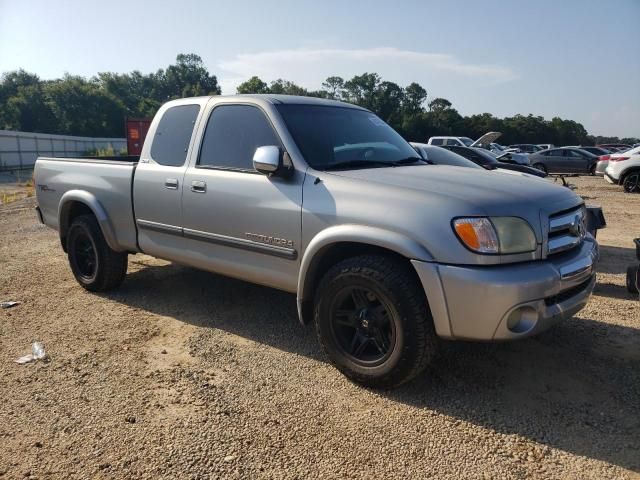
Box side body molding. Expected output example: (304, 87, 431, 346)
(296, 224, 434, 323)
(58, 190, 122, 252)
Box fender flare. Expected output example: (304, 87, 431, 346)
(58, 190, 122, 252)
(296, 224, 434, 323)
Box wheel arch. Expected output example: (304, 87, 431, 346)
(620, 167, 640, 187)
(58, 190, 121, 252)
(296, 225, 433, 325)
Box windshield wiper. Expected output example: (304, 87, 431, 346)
(322, 157, 427, 171)
(323, 160, 399, 171)
(391, 157, 426, 165)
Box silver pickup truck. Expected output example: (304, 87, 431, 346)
(34, 95, 598, 388)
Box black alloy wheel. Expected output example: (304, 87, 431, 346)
(329, 286, 396, 366)
(623, 172, 640, 193)
(70, 230, 98, 281)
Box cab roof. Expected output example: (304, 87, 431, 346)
(233, 94, 367, 109)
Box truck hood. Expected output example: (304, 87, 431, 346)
(326, 164, 580, 215)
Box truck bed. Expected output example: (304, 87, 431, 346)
(34, 156, 139, 252)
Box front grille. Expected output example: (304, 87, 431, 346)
(547, 206, 587, 256)
(544, 277, 593, 306)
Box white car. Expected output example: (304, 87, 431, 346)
(604, 146, 640, 193)
(427, 135, 476, 147)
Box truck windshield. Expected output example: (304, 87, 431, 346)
(275, 104, 421, 170)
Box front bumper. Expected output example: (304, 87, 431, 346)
(412, 237, 599, 341)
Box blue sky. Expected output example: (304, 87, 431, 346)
(1, 0, 638, 137)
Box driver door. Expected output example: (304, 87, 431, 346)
(180, 102, 303, 292)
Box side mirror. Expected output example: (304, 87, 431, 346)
(252, 146, 293, 177)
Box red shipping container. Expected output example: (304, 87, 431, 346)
(125, 117, 151, 156)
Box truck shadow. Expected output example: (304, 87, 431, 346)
(593, 281, 637, 301)
(596, 245, 637, 275)
(106, 261, 640, 472)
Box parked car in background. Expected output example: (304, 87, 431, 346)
(569, 147, 614, 176)
(427, 136, 475, 147)
(427, 132, 502, 149)
(537, 144, 555, 150)
(597, 143, 631, 151)
(529, 147, 599, 175)
(509, 144, 544, 154)
(440, 145, 546, 177)
(595, 158, 610, 176)
(428, 132, 531, 166)
(410, 143, 483, 169)
(604, 146, 640, 193)
(485, 144, 531, 166)
(570, 146, 612, 156)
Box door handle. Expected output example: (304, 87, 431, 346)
(191, 180, 207, 193)
(165, 178, 179, 190)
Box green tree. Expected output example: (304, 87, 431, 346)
(159, 53, 220, 99)
(342, 73, 381, 111)
(268, 79, 308, 96)
(0, 63, 631, 145)
(0, 83, 56, 133)
(236, 76, 270, 94)
(428, 97, 452, 113)
(44, 75, 125, 136)
(402, 82, 427, 115)
(321, 76, 345, 100)
(373, 81, 404, 126)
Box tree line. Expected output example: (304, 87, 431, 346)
(1, 53, 637, 146)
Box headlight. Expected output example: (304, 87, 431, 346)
(453, 217, 537, 254)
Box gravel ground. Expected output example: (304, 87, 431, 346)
(0, 176, 638, 479)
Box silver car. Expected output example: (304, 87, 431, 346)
(529, 147, 599, 175)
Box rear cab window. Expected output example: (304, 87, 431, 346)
(150, 104, 201, 166)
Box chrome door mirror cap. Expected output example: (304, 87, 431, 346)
(253, 146, 281, 175)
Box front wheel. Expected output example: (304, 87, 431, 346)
(314, 255, 437, 389)
(67, 214, 128, 292)
(622, 171, 640, 193)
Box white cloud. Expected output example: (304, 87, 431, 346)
(217, 46, 517, 94)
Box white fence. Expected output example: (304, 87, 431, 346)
(0, 130, 127, 171)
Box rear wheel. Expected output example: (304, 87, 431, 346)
(67, 214, 128, 292)
(622, 171, 640, 193)
(314, 254, 437, 389)
(533, 163, 547, 174)
(589, 164, 596, 176)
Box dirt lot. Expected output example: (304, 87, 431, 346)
(0, 176, 638, 479)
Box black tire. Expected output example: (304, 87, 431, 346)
(66, 214, 127, 292)
(627, 265, 639, 294)
(622, 171, 640, 193)
(589, 164, 596, 176)
(314, 254, 437, 389)
(533, 163, 547, 174)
